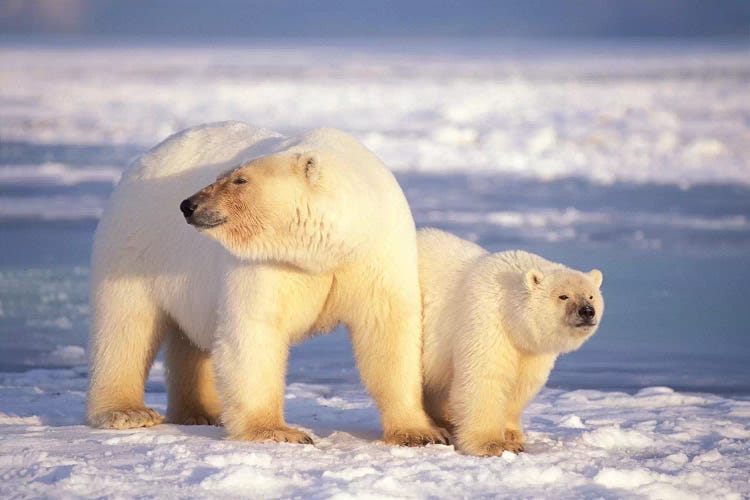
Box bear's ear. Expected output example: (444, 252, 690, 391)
(525, 269, 544, 288)
(588, 269, 603, 288)
(298, 153, 320, 184)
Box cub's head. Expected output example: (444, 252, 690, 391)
(520, 267, 604, 354)
(179, 151, 356, 271)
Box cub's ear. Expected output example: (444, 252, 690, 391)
(525, 269, 544, 288)
(588, 269, 603, 288)
(298, 153, 320, 183)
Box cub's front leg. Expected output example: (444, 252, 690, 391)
(503, 352, 558, 453)
(449, 327, 522, 456)
(212, 264, 329, 444)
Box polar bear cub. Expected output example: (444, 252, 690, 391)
(417, 229, 604, 456)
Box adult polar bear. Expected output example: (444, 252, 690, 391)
(87, 122, 446, 446)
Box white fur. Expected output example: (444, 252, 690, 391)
(87, 122, 445, 446)
(417, 228, 604, 456)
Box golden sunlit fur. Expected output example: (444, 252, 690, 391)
(86, 122, 445, 446)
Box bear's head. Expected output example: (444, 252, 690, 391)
(516, 267, 604, 354)
(179, 151, 361, 272)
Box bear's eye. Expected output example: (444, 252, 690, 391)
(559, 295, 569, 300)
(589, 295, 593, 300)
(233, 178, 247, 185)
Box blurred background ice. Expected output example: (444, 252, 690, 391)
(1, 0, 749, 396)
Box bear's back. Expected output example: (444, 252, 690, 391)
(92, 122, 284, 284)
(290, 127, 416, 255)
(126, 121, 283, 181)
(294, 127, 406, 204)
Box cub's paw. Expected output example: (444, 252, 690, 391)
(233, 426, 314, 445)
(462, 439, 524, 457)
(384, 426, 450, 447)
(88, 408, 165, 429)
(168, 413, 221, 426)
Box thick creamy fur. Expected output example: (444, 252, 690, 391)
(87, 122, 445, 446)
(418, 229, 604, 456)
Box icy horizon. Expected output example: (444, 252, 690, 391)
(2, 38, 749, 188)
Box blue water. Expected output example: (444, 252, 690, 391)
(1, 140, 749, 397)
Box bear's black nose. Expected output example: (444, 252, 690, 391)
(180, 198, 198, 218)
(578, 304, 595, 320)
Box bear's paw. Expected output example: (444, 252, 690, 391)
(467, 438, 525, 456)
(232, 425, 314, 445)
(383, 426, 450, 447)
(504, 428, 525, 450)
(88, 407, 165, 429)
(168, 413, 221, 426)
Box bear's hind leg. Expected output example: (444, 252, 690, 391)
(165, 326, 221, 426)
(423, 391, 454, 440)
(86, 282, 166, 429)
(347, 293, 448, 446)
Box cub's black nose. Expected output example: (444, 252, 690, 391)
(579, 304, 595, 320)
(180, 198, 197, 218)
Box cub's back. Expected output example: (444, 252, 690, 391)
(417, 228, 486, 306)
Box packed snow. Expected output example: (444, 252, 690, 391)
(1, 364, 749, 498)
(1, 39, 750, 498)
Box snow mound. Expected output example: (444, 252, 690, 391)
(581, 426, 654, 449)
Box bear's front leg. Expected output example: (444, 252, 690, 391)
(212, 264, 328, 444)
(214, 318, 307, 443)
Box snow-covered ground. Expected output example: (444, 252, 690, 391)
(2, 363, 750, 499)
(1, 39, 750, 498)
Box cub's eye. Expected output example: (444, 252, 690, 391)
(589, 295, 593, 300)
(559, 295, 569, 300)
(233, 178, 247, 185)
